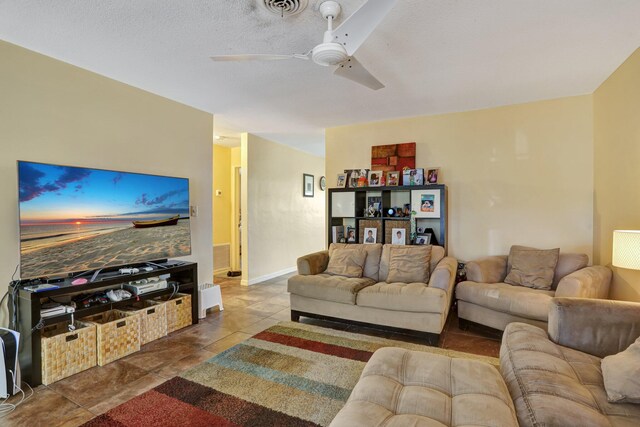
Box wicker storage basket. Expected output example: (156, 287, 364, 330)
(119, 300, 167, 345)
(151, 293, 192, 333)
(358, 219, 382, 244)
(41, 320, 97, 385)
(384, 220, 411, 244)
(81, 310, 141, 366)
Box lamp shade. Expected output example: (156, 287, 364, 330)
(612, 230, 640, 270)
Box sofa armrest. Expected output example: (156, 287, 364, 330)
(465, 256, 508, 283)
(548, 297, 640, 358)
(429, 256, 457, 295)
(296, 250, 329, 275)
(555, 265, 611, 298)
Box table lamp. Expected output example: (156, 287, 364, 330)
(612, 230, 640, 269)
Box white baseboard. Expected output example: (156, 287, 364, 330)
(213, 267, 229, 275)
(246, 266, 296, 286)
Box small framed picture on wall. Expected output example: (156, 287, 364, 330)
(336, 173, 347, 188)
(303, 174, 314, 197)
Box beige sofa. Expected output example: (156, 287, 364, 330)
(331, 298, 640, 427)
(456, 251, 611, 331)
(288, 243, 458, 345)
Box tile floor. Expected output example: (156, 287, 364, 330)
(2, 273, 501, 426)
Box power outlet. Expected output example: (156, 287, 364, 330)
(190, 205, 198, 217)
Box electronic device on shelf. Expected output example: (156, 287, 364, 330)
(0, 327, 21, 398)
(23, 283, 60, 292)
(40, 303, 75, 318)
(124, 279, 168, 296)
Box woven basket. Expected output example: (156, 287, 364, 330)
(81, 310, 141, 366)
(41, 320, 97, 385)
(385, 220, 411, 244)
(119, 300, 167, 345)
(358, 219, 382, 244)
(151, 293, 192, 333)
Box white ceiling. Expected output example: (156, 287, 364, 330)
(2, 0, 640, 157)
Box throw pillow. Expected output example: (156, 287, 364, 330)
(504, 245, 559, 290)
(602, 337, 640, 403)
(324, 248, 367, 278)
(386, 245, 431, 283)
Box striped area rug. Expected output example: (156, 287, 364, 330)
(83, 321, 498, 427)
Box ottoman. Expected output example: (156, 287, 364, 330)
(330, 347, 518, 427)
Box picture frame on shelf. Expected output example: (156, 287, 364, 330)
(303, 174, 314, 197)
(366, 196, 382, 217)
(411, 189, 441, 218)
(346, 226, 356, 243)
(344, 169, 369, 188)
(364, 227, 377, 244)
(415, 234, 431, 245)
(426, 168, 440, 184)
(368, 170, 382, 187)
(402, 168, 424, 186)
(391, 228, 406, 245)
(336, 173, 347, 188)
(386, 171, 399, 186)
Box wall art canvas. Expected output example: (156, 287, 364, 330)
(371, 142, 416, 173)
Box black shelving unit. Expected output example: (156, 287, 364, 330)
(328, 184, 448, 251)
(9, 261, 198, 385)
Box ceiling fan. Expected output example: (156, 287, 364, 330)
(210, 0, 398, 90)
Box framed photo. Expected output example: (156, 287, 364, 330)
(411, 189, 441, 218)
(346, 226, 356, 243)
(336, 173, 347, 188)
(426, 168, 440, 184)
(366, 196, 382, 217)
(386, 171, 399, 186)
(415, 234, 431, 245)
(363, 227, 377, 244)
(344, 169, 369, 188)
(402, 168, 424, 186)
(303, 174, 314, 197)
(391, 228, 406, 245)
(368, 170, 382, 187)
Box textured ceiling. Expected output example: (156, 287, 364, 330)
(2, 0, 640, 156)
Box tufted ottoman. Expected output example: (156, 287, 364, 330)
(330, 347, 518, 427)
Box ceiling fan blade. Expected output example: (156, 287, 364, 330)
(210, 53, 309, 62)
(331, 0, 398, 56)
(334, 57, 384, 90)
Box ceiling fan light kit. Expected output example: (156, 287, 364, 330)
(211, 0, 398, 90)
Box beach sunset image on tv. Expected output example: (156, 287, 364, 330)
(18, 161, 191, 279)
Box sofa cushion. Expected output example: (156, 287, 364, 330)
(287, 274, 375, 305)
(386, 245, 431, 283)
(456, 281, 555, 321)
(500, 322, 640, 427)
(379, 244, 443, 282)
(357, 282, 447, 313)
(324, 247, 367, 278)
(329, 243, 382, 282)
(552, 252, 589, 289)
(330, 347, 518, 427)
(504, 245, 559, 290)
(602, 337, 640, 403)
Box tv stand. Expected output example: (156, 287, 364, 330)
(9, 261, 198, 386)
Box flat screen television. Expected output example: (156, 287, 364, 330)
(17, 161, 191, 279)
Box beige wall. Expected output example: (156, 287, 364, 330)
(594, 48, 640, 301)
(0, 41, 214, 323)
(326, 96, 594, 262)
(244, 134, 325, 285)
(213, 144, 232, 245)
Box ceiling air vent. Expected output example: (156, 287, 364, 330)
(261, 0, 309, 17)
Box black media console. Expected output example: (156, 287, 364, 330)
(9, 261, 198, 386)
